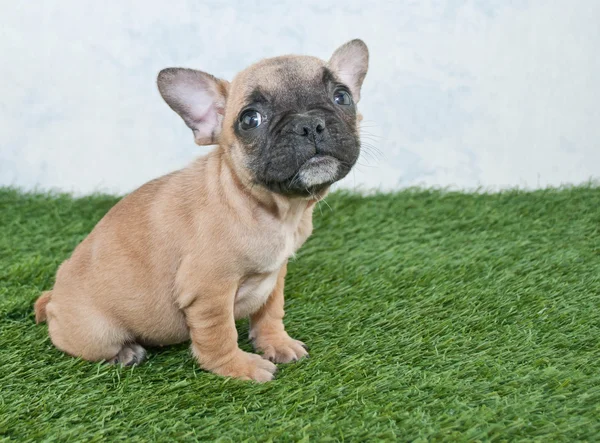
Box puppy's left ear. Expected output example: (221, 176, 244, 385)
(157, 68, 229, 146)
(328, 39, 369, 103)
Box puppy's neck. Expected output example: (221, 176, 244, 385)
(210, 146, 321, 221)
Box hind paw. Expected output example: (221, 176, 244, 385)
(108, 343, 146, 366)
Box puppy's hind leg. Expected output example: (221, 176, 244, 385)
(46, 300, 142, 365)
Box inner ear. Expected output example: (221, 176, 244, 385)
(157, 68, 229, 146)
(328, 39, 369, 103)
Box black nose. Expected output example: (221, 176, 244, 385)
(293, 116, 326, 140)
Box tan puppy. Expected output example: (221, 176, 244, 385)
(35, 39, 369, 382)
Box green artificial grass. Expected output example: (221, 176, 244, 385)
(1, 185, 599, 441)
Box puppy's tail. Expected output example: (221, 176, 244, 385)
(34, 291, 52, 324)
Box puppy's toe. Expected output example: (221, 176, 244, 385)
(212, 350, 277, 383)
(253, 354, 278, 374)
(256, 336, 309, 364)
(108, 343, 147, 366)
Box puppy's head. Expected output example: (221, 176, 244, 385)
(158, 39, 369, 197)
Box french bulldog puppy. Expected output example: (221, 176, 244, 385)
(35, 39, 369, 382)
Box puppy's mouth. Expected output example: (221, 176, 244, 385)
(262, 155, 345, 196)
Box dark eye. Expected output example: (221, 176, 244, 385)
(333, 89, 352, 106)
(239, 110, 263, 130)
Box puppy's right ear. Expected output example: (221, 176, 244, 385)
(157, 68, 229, 146)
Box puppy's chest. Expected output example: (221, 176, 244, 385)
(255, 228, 298, 272)
(234, 224, 308, 319)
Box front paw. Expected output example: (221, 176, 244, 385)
(211, 350, 277, 383)
(253, 333, 308, 363)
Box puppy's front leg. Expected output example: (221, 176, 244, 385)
(249, 263, 309, 363)
(183, 280, 277, 382)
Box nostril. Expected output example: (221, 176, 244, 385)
(296, 119, 325, 137)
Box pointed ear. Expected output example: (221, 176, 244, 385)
(328, 39, 369, 103)
(157, 68, 229, 145)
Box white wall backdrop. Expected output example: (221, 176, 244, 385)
(1, 1, 599, 195)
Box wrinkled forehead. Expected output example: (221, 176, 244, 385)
(229, 55, 332, 109)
